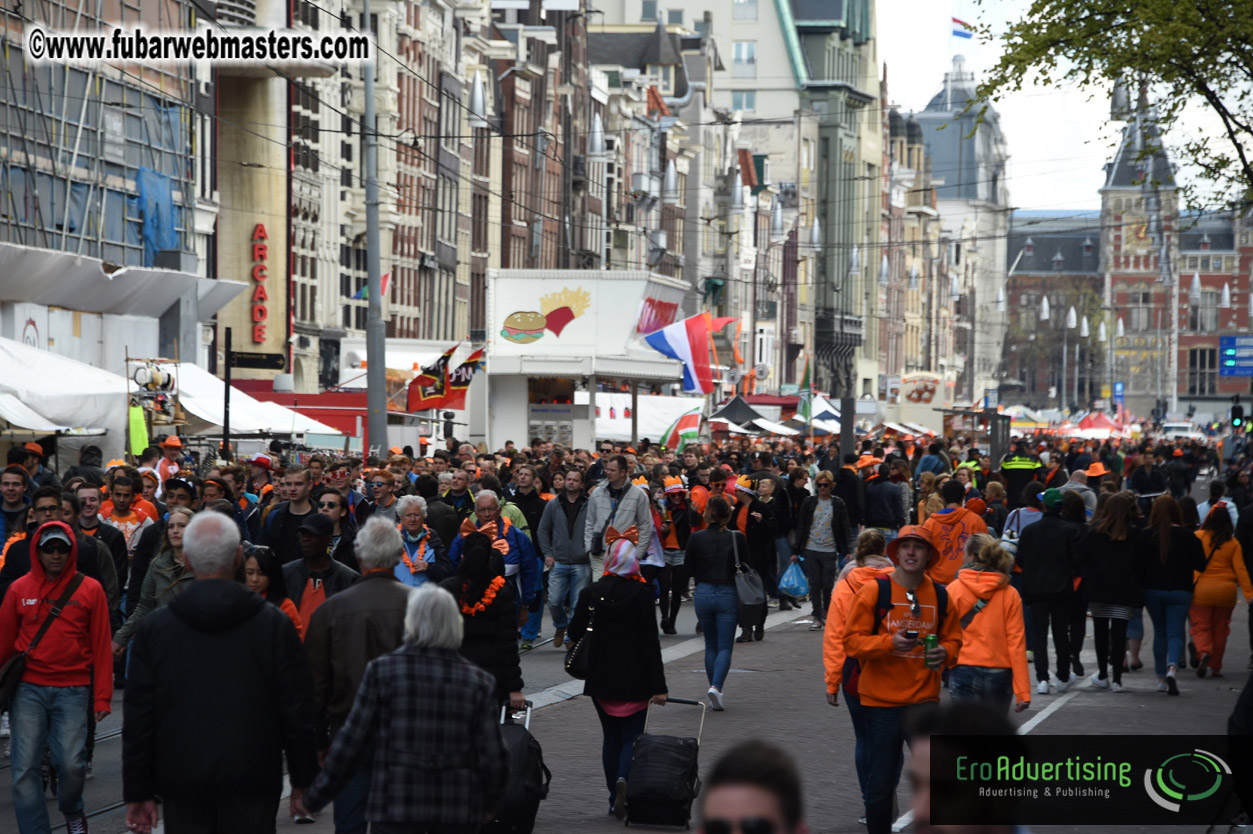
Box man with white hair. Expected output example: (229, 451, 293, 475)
(305, 517, 414, 834)
(122, 512, 318, 834)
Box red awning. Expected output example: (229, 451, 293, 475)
(741, 394, 799, 408)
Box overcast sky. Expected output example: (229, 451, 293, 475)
(876, 0, 1121, 212)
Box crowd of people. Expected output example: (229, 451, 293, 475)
(0, 427, 1250, 833)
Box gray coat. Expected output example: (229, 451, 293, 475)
(537, 494, 589, 565)
(583, 482, 653, 556)
(115, 548, 194, 646)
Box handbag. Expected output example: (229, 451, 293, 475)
(731, 532, 766, 628)
(999, 509, 1023, 560)
(563, 600, 594, 679)
(778, 559, 809, 598)
(0, 573, 85, 713)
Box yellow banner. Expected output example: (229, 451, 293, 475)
(129, 406, 150, 457)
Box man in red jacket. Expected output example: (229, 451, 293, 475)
(0, 520, 113, 834)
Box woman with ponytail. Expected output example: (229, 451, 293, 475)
(946, 534, 1031, 714)
(439, 531, 524, 708)
(1191, 502, 1253, 678)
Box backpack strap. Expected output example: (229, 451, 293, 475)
(871, 576, 893, 635)
(934, 580, 948, 634)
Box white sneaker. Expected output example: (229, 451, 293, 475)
(1089, 673, 1110, 689)
(1036, 680, 1050, 695)
(0, 714, 8, 738)
(708, 686, 724, 711)
(1110, 681, 1125, 693)
(1157, 681, 1169, 692)
(1055, 675, 1077, 693)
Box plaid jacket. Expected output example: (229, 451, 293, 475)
(304, 645, 508, 824)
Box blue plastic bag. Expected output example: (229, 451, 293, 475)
(778, 560, 809, 598)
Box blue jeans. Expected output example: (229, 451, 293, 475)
(693, 583, 738, 690)
(517, 572, 543, 642)
(10, 683, 89, 834)
(592, 700, 647, 804)
(332, 764, 372, 834)
(1126, 606, 1145, 641)
(843, 687, 870, 803)
(948, 665, 1014, 713)
(863, 703, 922, 834)
(548, 563, 591, 633)
(1144, 589, 1192, 677)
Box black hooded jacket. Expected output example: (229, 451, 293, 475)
(63, 445, 106, 487)
(568, 576, 666, 702)
(122, 579, 319, 801)
(439, 575, 523, 703)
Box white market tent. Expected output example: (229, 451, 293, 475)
(751, 417, 800, 436)
(0, 336, 128, 458)
(177, 363, 341, 436)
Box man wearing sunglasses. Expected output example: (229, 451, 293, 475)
(354, 469, 400, 528)
(698, 740, 810, 834)
(0, 519, 113, 834)
(844, 525, 961, 834)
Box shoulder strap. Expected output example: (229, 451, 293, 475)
(934, 580, 948, 633)
(871, 576, 892, 635)
(26, 573, 86, 655)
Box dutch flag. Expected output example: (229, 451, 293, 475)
(952, 17, 973, 38)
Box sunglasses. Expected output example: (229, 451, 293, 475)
(369, 482, 388, 488)
(318, 501, 341, 510)
(705, 819, 776, 834)
(905, 588, 921, 618)
(39, 541, 71, 554)
(817, 482, 833, 489)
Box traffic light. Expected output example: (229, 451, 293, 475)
(443, 410, 456, 440)
(1233, 404, 1245, 429)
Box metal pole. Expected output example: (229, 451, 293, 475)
(1061, 324, 1067, 412)
(1169, 256, 1180, 416)
(223, 327, 232, 462)
(630, 381, 639, 445)
(1074, 342, 1080, 410)
(364, 0, 388, 456)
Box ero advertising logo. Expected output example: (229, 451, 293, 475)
(1144, 749, 1230, 812)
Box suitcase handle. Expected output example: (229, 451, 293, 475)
(643, 697, 705, 746)
(500, 700, 533, 730)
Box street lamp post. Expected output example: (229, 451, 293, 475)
(1060, 305, 1076, 412)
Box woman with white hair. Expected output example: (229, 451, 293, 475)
(567, 536, 668, 819)
(394, 494, 452, 587)
(299, 584, 510, 832)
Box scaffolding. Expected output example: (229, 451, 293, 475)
(0, 0, 197, 266)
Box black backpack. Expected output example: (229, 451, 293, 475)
(842, 577, 948, 697)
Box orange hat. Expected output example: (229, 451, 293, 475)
(626, 447, 638, 454)
(22, 441, 44, 458)
(1085, 461, 1109, 478)
(886, 525, 938, 566)
(161, 435, 183, 449)
(733, 474, 756, 495)
(856, 454, 883, 469)
(389, 445, 403, 455)
(965, 497, 987, 517)
(1172, 448, 1184, 457)
(663, 476, 686, 494)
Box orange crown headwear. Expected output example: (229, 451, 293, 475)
(733, 475, 756, 495)
(663, 476, 686, 494)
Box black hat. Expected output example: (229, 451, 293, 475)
(296, 513, 334, 536)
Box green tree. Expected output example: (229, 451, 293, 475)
(974, 0, 1253, 210)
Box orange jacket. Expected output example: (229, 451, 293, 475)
(1193, 531, 1253, 608)
(823, 559, 894, 693)
(946, 569, 1031, 704)
(922, 507, 988, 586)
(843, 573, 962, 707)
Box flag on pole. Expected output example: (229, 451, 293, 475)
(441, 347, 486, 411)
(661, 407, 702, 451)
(798, 355, 812, 421)
(951, 17, 973, 38)
(644, 314, 739, 395)
(407, 344, 457, 411)
(352, 272, 391, 300)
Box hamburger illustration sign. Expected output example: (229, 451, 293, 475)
(501, 287, 591, 345)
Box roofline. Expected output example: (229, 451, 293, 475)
(772, 0, 809, 88)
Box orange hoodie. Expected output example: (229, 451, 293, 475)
(843, 573, 962, 708)
(823, 559, 894, 693)
(922, 507, 988, 586)
(1193, 531, 1253, 608)
(946, 569, 1031, 705)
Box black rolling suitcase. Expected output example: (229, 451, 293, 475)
(481, 702, 551, 834)
(625, 697, 705, 829)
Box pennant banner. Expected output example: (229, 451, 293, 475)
(406, 344, 457, 411)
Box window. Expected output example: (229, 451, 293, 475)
(693, 19, 708, 35)
(1129, 290, 1152, 332)
(1188, 348, 1217, 396)
(667, 9, 682, 24)
(1189, 290, 1219, 331)
(733, 0, 758, 19)
(731, 91, 756, 111)
(647, 64, 674, 94)
(732, 42, 757, 78)
(640, 0, 656, 21)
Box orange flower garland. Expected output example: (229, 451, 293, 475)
(461, 575, 506, 616)
(400, 535, 429, 574)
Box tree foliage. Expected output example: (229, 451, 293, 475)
(973, 0, 1253, 210)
